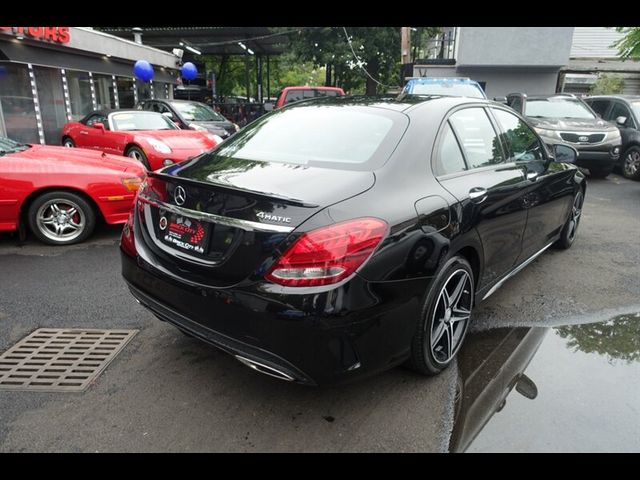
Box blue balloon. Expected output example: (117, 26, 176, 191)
(133, 60, 154, 82)
(181, 62, 198, 81)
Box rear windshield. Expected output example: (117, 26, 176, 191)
(206, 104, 407, 171)
(408, 82, 485, 99)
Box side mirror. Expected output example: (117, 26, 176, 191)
(554, 144, 578, 163)
(515, 374, 538, 400)
(616, 116, 627, 127)
(162, 111, 175, 120)
(92, 122, 105, 132)
(263, 102, 274, 112)
(493, 96, 507, 104)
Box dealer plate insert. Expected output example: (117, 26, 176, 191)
(0, 328, 137, 392)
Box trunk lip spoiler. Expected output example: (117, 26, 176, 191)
(138, 192, 295, 234)
(149, 171, 318, 208)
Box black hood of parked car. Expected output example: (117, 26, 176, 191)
(526, 116, 617, 132)
(190, 120, 237, 137)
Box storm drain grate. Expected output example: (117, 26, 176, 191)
(0, 328, 137, 392)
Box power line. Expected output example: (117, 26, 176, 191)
(341, 27, 392, 90)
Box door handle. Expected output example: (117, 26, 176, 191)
(526, 171, 539, 181)
(79, 131, 89, 135)
(469, 187, 488, 204)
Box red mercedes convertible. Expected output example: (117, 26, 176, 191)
(0, 136, 145, 245)
(61, 110, 222, 171)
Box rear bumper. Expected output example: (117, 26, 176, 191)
(121, 250, 427, 386)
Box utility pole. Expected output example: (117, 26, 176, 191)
(401, 27, 411, 65)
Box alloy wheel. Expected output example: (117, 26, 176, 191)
(567, 191, 583, 242)
(429, 269, 473, 364)
(63, 139, 74, 148)
(624, 150, 640, 177)
(35, 199, 86, 243)
(128, 150, 143, 161)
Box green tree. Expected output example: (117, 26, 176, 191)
(613, 27, 640, 59)
(281, 27, 402, 95)
(556, 314, 640, 364)
(589, 73, 625, 95)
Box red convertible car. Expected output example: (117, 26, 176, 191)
(0, 136, 145, 245)
(61, 110, 222, 171)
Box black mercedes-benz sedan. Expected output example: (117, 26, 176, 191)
(120, 95, 586, 386)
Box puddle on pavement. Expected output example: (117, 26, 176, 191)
(450, 312, 640, 452)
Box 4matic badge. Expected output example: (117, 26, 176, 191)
(256, 211, 292, 224)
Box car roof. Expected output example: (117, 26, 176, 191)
(406, 77, 479, 85)
(586, 94, 640, 101)
(281, 94, 495, 114)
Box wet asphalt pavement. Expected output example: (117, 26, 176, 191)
(0, 172, 638, 452)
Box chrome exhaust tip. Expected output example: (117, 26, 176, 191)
(235, 355, 295, 382)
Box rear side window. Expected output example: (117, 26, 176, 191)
(316, 89, 341, 98)
(587, 99, 610, 118)
(449, 108, 504, 169)
(210, 105, 407, 170)
(435, 123, 467, 176)
(607, 102, 633, 126)
(284, 90, 305, 105)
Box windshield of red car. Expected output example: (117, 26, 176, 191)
(111, 112, 178, 131)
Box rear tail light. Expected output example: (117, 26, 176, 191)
(266, 217, 388, 287)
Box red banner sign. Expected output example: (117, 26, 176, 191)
(0, 27, 70, 44)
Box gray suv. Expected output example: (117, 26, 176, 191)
(584, 95, 640, 180)
(507, 93, 622, 178)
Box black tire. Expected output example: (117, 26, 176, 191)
(589, 167, 612, 179)
(62, 137, 75, 148)
(125, 146, 151, 170)
(553, 188, 584, 250)
(621, 146, 640, 180)
(27, 191, 96, 245)
(406, 255, 474, 376)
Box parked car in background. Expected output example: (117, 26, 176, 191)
(137, 99, 239, 139)
(402, 77, 487, 99)
(268, 86, 345, 109)
(0, 135, 145, 245)
(584, 95, 640, 180)
(507, 93, 621, 178)
(121, 95, 585, 386)
(61, 110, 222, 171)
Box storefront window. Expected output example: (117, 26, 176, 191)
(116, 77, 135, 108)
(154, 81, 167, 100)
(0, 62, 39, 144)
(136, 79, 153, 102)
(94, 73, 117, 110)
(66, 69, 93, 121)
(33, 66, 67, 145)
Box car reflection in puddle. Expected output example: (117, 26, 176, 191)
(450, 313, 640, 453)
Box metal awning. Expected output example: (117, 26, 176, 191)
(98, 27, 293, 56)
(0, 39, 178, 82)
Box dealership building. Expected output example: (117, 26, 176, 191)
(0, 27, 180, 145)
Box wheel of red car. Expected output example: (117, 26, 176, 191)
(125, 146, 151, 170)
(28, 191, 96, 245)
(62, 137, 75, 148)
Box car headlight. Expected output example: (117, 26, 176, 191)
(147, 138, 172, 154)
(534, 127, 560, 139)
(189, 123, 207, 132)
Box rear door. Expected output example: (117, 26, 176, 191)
(489, 107, 575, 262)
(434, 106, 529, 290)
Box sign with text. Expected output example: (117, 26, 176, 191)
(0, 27, 70, 44)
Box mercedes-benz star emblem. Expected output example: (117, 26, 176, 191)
(174, 186, 186, 206)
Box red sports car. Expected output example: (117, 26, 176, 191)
(61, 110, 222, 171)
(0, 136, 145, 245)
